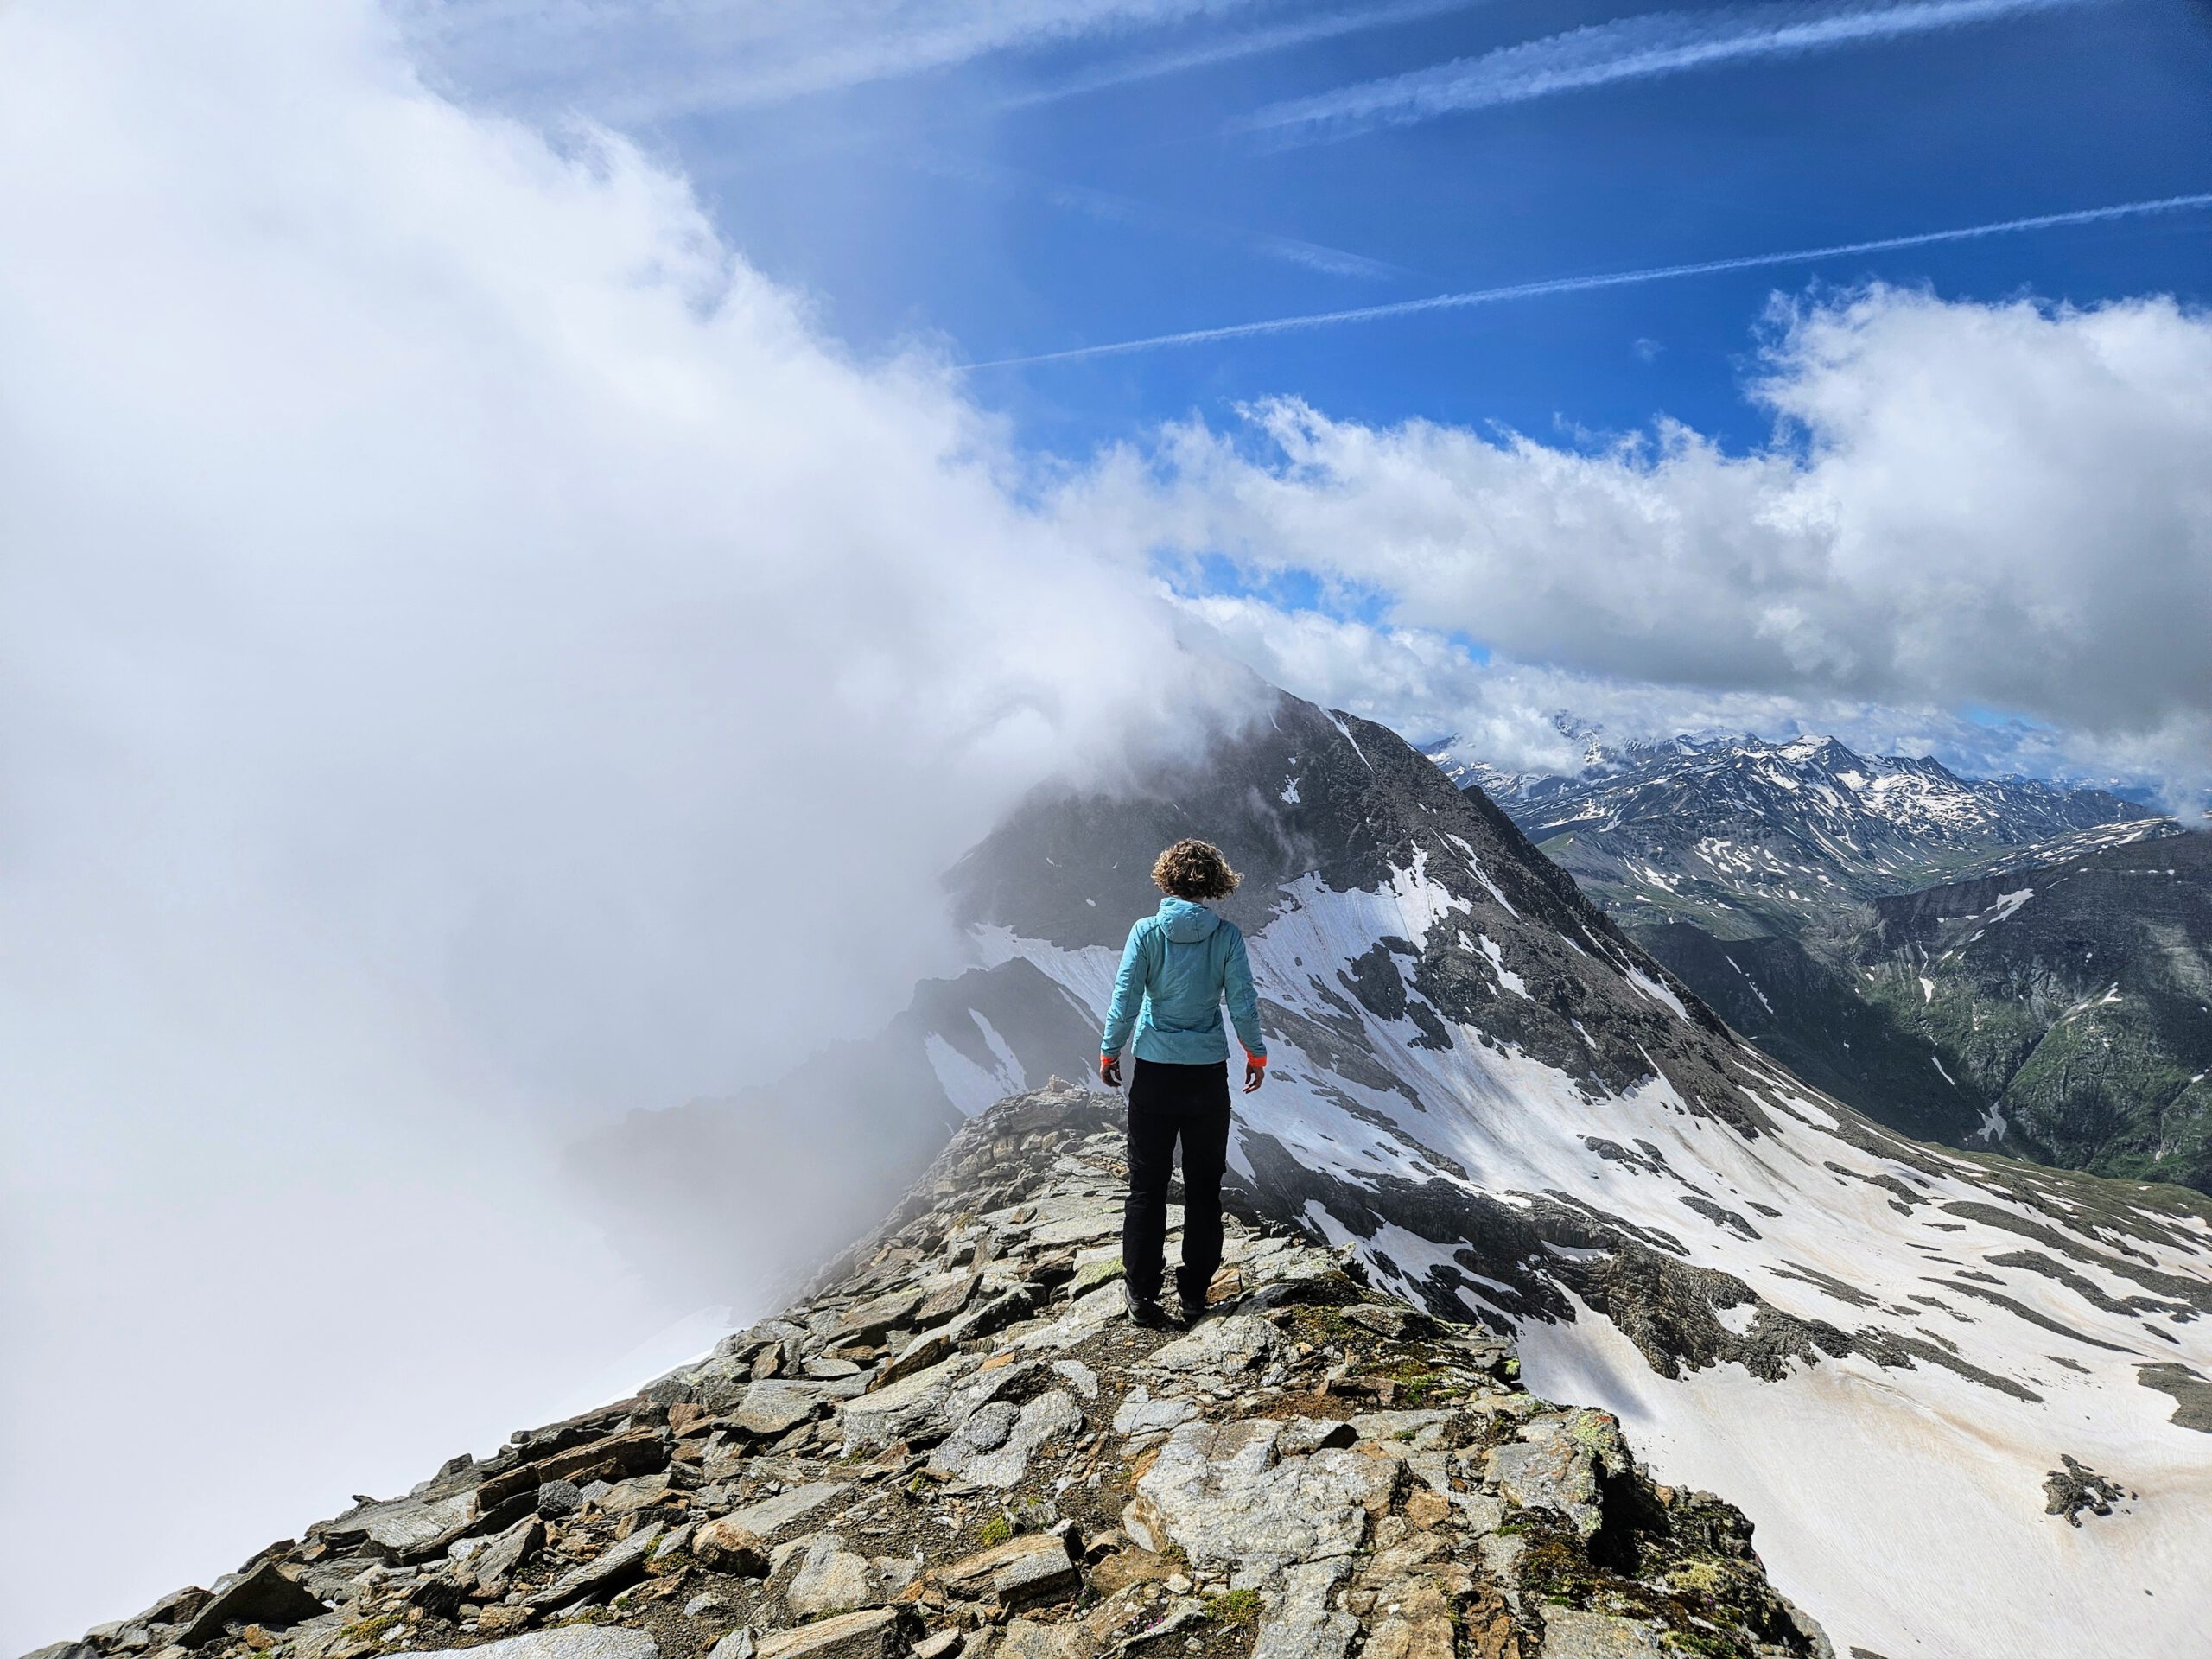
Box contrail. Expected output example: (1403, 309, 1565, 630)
(1243, 0, 2095, 143)
(964, 192, 2212, 369)
(992, 0, 1496, 112)
(911, 150, 1414, 281)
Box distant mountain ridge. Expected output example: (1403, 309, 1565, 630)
(1454, 729, 2174, 938)
(1641, 830, 2212, 1193)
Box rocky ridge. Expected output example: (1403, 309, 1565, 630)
(35, 1087, 1834, 1659)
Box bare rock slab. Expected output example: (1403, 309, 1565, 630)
(756, 1609, 908, 1659)
(1251, 1560, 1358, 1659)
(723, 1482, 850, 1541)
(1537, 1611, 1668, 1658)
(1122, 1420, 1395, 1578)
(391, 1631, 658, 1659)
(1141, 1314, 1279, 1376)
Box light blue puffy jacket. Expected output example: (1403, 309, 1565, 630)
(1101, 897, 1268, 1066)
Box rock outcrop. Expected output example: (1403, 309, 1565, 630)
(36, 1086, 1832, 1659)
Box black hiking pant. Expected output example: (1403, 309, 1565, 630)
(1122, 1058, 1232, 1306)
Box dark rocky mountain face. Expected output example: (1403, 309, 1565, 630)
(1642, 834, 2212, 1193)
(581, 688, 2212, 1658)
(39, 1089, 1836, 1659)
(1472, 732, 2171, 940)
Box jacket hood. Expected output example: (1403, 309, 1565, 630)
(1156, 896, 1223, 944)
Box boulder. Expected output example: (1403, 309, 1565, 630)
(537, 1480, 587, 1519)
(878, 1330, 957, 1387)
(1349, 1412, 1454, 1452)
(1275, 1419, 1357, 1457)
(991, 1620, 1089, 1659)
(1049, 1361, 1098, 1401)
(937, 1532, 1080, 1606)
(916, 1271, 980, 1322)
(1358, 1576, 1455, 1659)
(467, 1515, 545, 1596)
(180, 1566, 326, 1646)
(315, 1492, 474, 1559)
(927, 1390, 1083, 1489)
(839, 1356, 977, 1451)
(734, 1382, 835, 1438)
(693, 1518, 771, 1575)
(1011, 1284, 1126, 1353)
(524, 1522, 663, 1610)
(836, 1290, 924, 1344)
(779, 1535, 883, 1619)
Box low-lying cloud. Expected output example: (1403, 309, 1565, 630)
(0, 1, 1226, 1645)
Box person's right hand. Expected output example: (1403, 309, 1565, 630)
(1243, 1060, 1265, 1094)
(1099, 1054, 1122, 1089)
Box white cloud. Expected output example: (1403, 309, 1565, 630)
(407, 0, 1274, 118)
(1062, 285, 2212, 799)
(1171, 595, 2148, 789)
(1242, 0, 2092, 143)
(0, 1, 1229, 1644)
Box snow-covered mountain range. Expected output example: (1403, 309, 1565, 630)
(937, 694, 2212, 1659)
(588, 690, 2212, 1659)
(1454, 730, 2174, 939)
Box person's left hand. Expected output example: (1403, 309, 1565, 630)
(1243, 1060, 1265, 1094)
(1099, 1054, 1122, 1089)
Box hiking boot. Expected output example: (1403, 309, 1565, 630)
(1122, 1281, 1172, 1329)
(1171, 1280, 1214, 1326)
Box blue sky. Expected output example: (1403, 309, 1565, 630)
(402, 0, 2212, 796)
(430, 0, 2212, 451)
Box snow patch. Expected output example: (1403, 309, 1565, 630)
(1477, 933, 1529, 999)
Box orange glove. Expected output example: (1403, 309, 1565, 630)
(1099, 1053, 1122, 1089)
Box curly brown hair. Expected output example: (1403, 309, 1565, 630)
(1152, 838, 1241, 901)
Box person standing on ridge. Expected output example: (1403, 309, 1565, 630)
(1098, 838, 1267, 1329)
